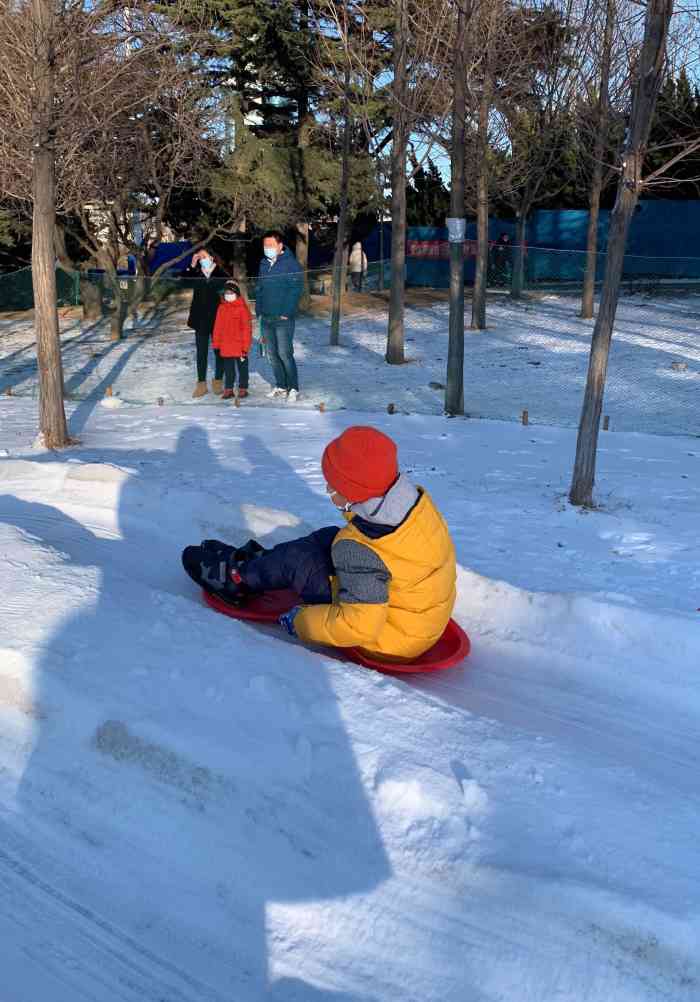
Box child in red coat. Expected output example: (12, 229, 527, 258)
(212, 282, 253, 398)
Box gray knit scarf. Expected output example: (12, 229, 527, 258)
(351, 474, 419, 527)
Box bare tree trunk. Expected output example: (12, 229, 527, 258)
(330, 70, 352, 346)
(445, 0, 468, 414)
(104, 271, 127, 340)
(55, 224, 102, 323)
(110, 294, 128, 340)
(379, 218, 385, 291)
(31, 0, 69, 448)
(131, 256, 147, 325)
(80, 275, 102, 321)
(570, 0, 673, 507)
(510, 210, 527, 298)
(471, 71, 494, 327)
(386, 0, 408, 364)
(471, 2, 496, 331)
(100, 259, 127, 340)
(580, 178, 604, 319)
(340, 242, 349, 293)
(471, 139, 489, 330)
(296, 221, 310, 310)
(296, 3, 312, 311)
(581, 0, 614, 320)
(231, 219, 249, 297)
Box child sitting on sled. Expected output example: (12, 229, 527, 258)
(212, 282, 253, 399)
(181, 426, 456, 660)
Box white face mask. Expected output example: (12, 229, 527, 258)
(326, 483, 352, 512)
(224, 293, 237, 302)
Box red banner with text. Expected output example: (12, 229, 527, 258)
(406, 239, 482, 259)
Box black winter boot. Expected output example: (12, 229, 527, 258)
(233, 539, 267, 563)
(183, 541, 254, 605)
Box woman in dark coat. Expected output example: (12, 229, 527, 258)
(184, 251, 228, 398)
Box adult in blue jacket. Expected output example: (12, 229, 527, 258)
(255, 230, 304, 401)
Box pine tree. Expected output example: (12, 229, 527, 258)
(646, 70, 700, 199)
(203, 0, 379, 288)
(406, 160, 450, 226)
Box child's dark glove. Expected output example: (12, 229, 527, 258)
(279, 606, 302, 637)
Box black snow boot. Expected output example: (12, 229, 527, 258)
(182, 540, 254, 605)
(233, 538, 267, 564)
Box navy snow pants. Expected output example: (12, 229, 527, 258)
(182, 526, 339, 604)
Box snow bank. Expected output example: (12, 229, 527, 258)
(459, 564, 700, 670)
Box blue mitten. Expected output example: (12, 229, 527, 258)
(279, 606, 302, 637)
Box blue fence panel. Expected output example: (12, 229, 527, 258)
(529, 201, 700, 282)
(125, 241, 193, 276)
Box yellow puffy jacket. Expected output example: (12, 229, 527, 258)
(294, 488, 456, 660)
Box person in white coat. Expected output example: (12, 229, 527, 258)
(348, 241, 368, 291)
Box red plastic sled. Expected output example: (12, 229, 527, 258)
(203, 588, 470, 674)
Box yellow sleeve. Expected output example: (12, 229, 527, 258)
(295, 600, 388, 649)
(294, 537, 390, 648)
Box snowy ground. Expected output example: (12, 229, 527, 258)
(1, 291, 699, 436)
(1, 299, 700, 1001)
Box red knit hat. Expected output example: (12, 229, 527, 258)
(322, 426, 399, 503)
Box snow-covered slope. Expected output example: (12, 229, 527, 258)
(1, 398, 699, 1000)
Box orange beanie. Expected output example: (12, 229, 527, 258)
(322, 426, 399, 503)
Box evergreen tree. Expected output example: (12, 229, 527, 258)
(406, 159, 450, 226)
(218, 0, 317, 132)
(645, 69, 700, 199)
(0, 203, 31, 270)
(199, 0, 380, 283)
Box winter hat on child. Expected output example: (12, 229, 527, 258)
(224, 281, 241, 296)
(322, 426, 399, 503)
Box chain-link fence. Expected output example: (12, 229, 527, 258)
(534, 245, 700, 288)
(3, 246, 700, 315)
(483, 245, 700, 292)
(0, 266, 83, 311)
(0, 260, 394, 317)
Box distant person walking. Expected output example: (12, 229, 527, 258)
(490, 232, 513, 287)
(255, 230, 304, 403)
(348, 241, 368, 292)
(185, 250, 228, 398)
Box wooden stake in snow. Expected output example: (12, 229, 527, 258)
(105, 386, 113, 397)
(603, 415, 610, 431)
(522, 409, 529, 426)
